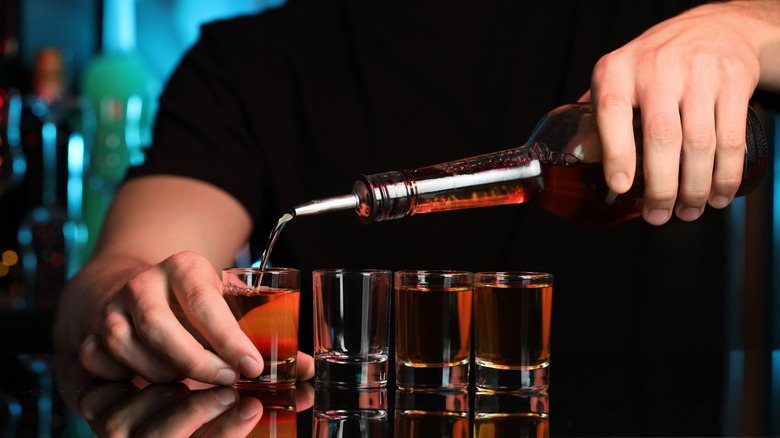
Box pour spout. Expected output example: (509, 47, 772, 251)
(291, 193, 360, 217)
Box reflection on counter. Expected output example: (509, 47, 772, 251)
(1, 353, 779, 437)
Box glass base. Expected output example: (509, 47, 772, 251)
(235, 359, 297, 388)
(396, 360, 469, 391)
(315, 354, 388, 388)
(476, 362, 549, 392)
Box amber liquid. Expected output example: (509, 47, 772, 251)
(224, 284, 300, 384)
(241, 388, 298, 437)
(407, 155, 644, 227)
(539, 162, 643, 226)
(395, 285, 472, 366)
(474, 283, 552, 368)
(474, 413, 550, 438)
(394, 411, 470, 438)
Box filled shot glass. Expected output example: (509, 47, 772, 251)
(474, 272, 553, 392)
(394, 270, 473, 391)
(222, 267, 300, 387)
(313, 269, 391, 388)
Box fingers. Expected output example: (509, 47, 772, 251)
(591, 53, 638, 196)
(81, 381, 191, 437)
(79, 381, 257, 438)
(710, 98, 750, 208)
(97, 266, 237, 385)
(78, 334, 135, 381)
(297, 351, 315, 382)
(295, 381, 316, 412)
(589, 6, 761, 226)
(85, 252, 262, 385)
(163, 253, 263, 379)
(135, 386, 256, 438)
(196, 396, 263, 438)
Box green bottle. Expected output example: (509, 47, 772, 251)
(80, 0, 154, 259)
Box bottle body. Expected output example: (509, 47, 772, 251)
(350, 103, 766, 227)
(80, 0, 154, 259)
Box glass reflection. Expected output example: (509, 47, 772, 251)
(394, 390, 469, 438)
(474, 391, 549, 438)
(313, 387, 388, 437)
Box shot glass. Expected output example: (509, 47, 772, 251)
(222, 267, 300, 387)
(474, 271, 553, 392)
(313, 387, 389, 437)
(313, 269, 391, 388)
(394, 390, 470, 437)
(475, 391, 550, 438)
(394, 270, 473, 391)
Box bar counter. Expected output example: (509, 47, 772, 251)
(1, 346, 777, 437)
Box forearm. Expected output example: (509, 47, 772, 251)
(718, 0, 780, 92)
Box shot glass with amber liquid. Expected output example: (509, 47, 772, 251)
(223, 267, 300, 387)
(474, 272, 553, 392)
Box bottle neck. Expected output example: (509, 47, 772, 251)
(354, 144, 548, 223)
(102, 0, 137, 55)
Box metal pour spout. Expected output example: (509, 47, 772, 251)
(291, 193, 360, 217)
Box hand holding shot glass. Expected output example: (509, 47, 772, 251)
(222, 267, 301, 387)
(474, 271, 553, 392)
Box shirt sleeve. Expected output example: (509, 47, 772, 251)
(124, 17, 270, 221)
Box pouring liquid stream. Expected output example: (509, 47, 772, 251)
(256, 212, 294, 287)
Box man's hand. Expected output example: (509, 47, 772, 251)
(589, 0, 780, 225)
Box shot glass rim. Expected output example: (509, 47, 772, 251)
(312, 268, 392, 277)
(222, 266, 301, 292)
(475, 271, 553, 284)
(223, 266, 301, 275)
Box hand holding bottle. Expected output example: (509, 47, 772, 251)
(589, 0, 780, 225)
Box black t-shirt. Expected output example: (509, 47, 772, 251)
(128, 1, 727, 433)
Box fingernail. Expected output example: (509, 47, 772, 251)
(239, 356, 262, 378)
(215, 387, 238, 406)
(710, 195, 730, 209)
(677, 207, 702, 222)
(238, 400, 260, 421)
(608, 172, 630, 192)
(646, 208, 671, 225)
(215, 368, 237, 386)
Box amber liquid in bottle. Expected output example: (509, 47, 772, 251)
(291, 102, 766, 227)
(253, 103, 766, 267)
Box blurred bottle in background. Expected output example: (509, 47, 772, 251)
(0, 0, 26, 310)
(16, 47, 89, 312)
(80, 0, 154, 260)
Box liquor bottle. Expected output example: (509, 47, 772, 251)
(16, 48, 72, 311)
(290, 103, 767, 227)
(0, 0, 26, 197)
(0, 0, 25, 309)
(80, 0, 153, 259)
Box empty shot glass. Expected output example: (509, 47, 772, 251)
(313, 387, 389, 437)
(313, 269, 392, 388)
(223, 267, 301, 387)
(394, 270, 473, 391)
(474, 271, 553, 392)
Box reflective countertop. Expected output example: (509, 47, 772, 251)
(1, 347, 777, 437)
